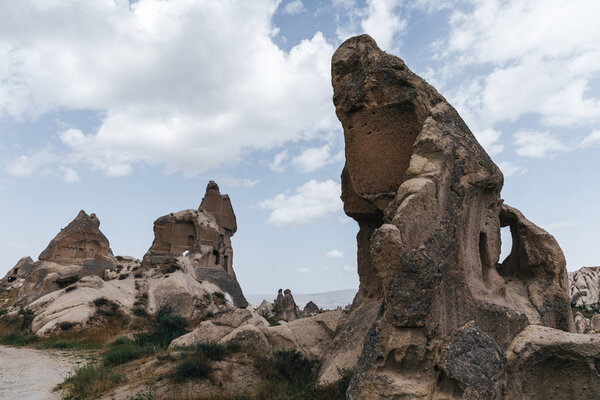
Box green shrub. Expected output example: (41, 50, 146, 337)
(58, 362, 123, 399)
(173, 358, 211, 382)
(104, 342, 155, 365)
(133, 307, 148, 317)
(118, 273, 129, 280)
(18, 307, 34, 330)
(195, 342, 227, 360)
(225, 341, 242, 353)
(40, 340, 76, 349)
(0, 331, 37, 346)
(136, 305, 188, 348)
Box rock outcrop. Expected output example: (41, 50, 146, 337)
(142, 181, 247, 308)
(570, 266, 600, 311)
(9, 211, 118, 306)
(39, 210, 115, 265)
(0, 257, 35, 289)
(272, 288, 299, 322)
(171, 308, 343, 361)
(320, 35, 579, 398)
(506, 325, 600, 399)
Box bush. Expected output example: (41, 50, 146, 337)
(58, 363, 124, 399)
(118, 273, 129, 280)
(195, 342, 227, 360)
(18, 307, 34, 331)
(40, 340, 76, 349)
(104, 342, 155, 365)
(173, 358, 211, 382)
(135, 305, 188, 348)
(133, 307, 148, 317)
(0, 331, 37, 346)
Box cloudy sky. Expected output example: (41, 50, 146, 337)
(1, 0, 599, 295)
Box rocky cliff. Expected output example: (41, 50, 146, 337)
(320, 35, 593, 400)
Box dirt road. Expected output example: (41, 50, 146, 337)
(0, 345, 80, 400)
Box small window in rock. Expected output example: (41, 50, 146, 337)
(188, 235, 195, 243)
(213, 250, 220, 265)
(224, 255, 229, 268)
(13, 268, 18, 275)
(500, 226, 512, 264)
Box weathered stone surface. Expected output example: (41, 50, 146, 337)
(142, 181, 248, 308)
(256, 299, 273, 317)
(170, 320, 234, 347)
(220, 324, 271, 352)
(506, 325, 600, 399)
(303, 301, 319, 314)
(0, 257, 35, 289)
(28, 275, 135, 335)
(17, 258, 115, 306)
(570, 266, 600, 311)
(273, 288, 299, 322)
(323, 34, 574, 398)
(263, 311, 343, 360)
(39, 210, 115, 265)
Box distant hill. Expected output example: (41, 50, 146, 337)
(246, 288, 357, 310)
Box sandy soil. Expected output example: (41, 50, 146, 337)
(0, 345, 82, 400)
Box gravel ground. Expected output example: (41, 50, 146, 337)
(0, 345, 81, 400)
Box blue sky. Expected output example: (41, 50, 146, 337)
(1, 0, 599, 295)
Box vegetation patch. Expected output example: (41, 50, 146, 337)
(173, 358, 211, 382)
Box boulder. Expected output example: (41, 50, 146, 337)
(322, 35, 574, 398)
(303, 301, 320, 314)
(0, 257, 35, 290)
(27, 275, 135, 335)
(256, 299, 273, 317)
(273, 288, 299, 322)
(170, 320, 234, 347)
(263, 310, 343, 360)
(569, 266, 600, 310)
(220, 324, 271, 352)
(506, 325, 600, 399)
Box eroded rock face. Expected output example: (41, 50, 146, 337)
(39, 210, 114, 265)
(0, 257, 35, 290)
(322, 35, 575, 398)
(506, 326, 600, 399)
(142, 181, 247, 308)
(273, 288, 299, 322)
(12, 211, 117, 306)
(570, 266, 600, 311)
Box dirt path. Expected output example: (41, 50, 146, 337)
(0, 345, 82, 400)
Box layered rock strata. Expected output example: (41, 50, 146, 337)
(320, 35, 579, 399)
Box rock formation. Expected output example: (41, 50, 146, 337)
(569, 266, 600, 311)
(39, 210, 114, 264)
(10, 211, 117, 306)
(272, 288, 299, 322)
(0, 257, 35, 289)
(171, 308, 343, 361)
(303, 301, 320, 314)
(142, 181, 247, 308)
(320, 35, 580, 398)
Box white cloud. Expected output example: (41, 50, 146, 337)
(440, 0, 600, 130)
(217, 176, 260, 188)
(475, 128, 504, 156)
(326, 249, 344, 258)
(268, 150, 289, 173)
(514, 131, 568, 158)
(578, 130, 600, 148)
(282, 0, 305, 15)
(497, 162, 526, 177)
(0, 1, 337, 177)
(297, 267, 310, 273)
(60, 166, 80, 183)
(292, 144, 344, 172)
(334, 0, 406, 52)
(5, 149, 57, 178)
(257, 179, 342, 226)
(360, 0, 406, 51)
